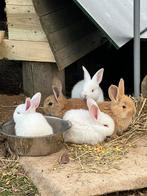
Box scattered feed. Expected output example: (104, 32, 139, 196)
(65, 96, 147, 172)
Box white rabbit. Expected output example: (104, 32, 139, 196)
(13, 92, 53, 137)
(13, 92, 41, 119)
(71, 66, 104, 102)
(63, 98, 115, 145)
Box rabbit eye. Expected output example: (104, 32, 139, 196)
(48, 102, 53, 106)
(122, 105, 126, 109)
(91, 89, 94, 92)
(104, 124, 108, 127)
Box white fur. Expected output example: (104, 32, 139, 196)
(13, 92, 53, 137)
(71, 66, 104, 102)
(15, 112, 53, 137)
(71, 80, 84, 98)
(63, 99, 114, 145)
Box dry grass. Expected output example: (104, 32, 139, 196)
(65, 97, 147, 172)
(0, 157, 39, 195)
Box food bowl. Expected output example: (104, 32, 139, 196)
(0, 116, 71, 156)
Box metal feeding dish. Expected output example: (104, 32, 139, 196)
(0, 116, 71, 156)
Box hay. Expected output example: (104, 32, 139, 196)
(65, 97, 147, 172)
(0, 157, 39, 195)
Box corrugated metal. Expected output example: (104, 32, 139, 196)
(74, 0, 147, 47)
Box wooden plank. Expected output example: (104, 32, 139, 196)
(6, 5, 47, 41)
(33, 0, 103, 69)
(6, 0, 33, 6)
(6, 4, 35, 14)
(33, 0, 70, 16)
(48, 18, 96, 51)
(23, 62, 65, 102)
(40, 4, 84, 33)
(0, 39, 55, 62)
(54, 31, 102, 70)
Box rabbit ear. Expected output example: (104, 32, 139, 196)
(87, 98, 100, 120)
(117, 78, 125, 98)
(92, 68, 104, 84)
(52, 86, 60, 103)
(82, 66, 91, 81)
(52, 77, 63, 94)
(31, 92, 41, 109)
(52, 77, 63, 98)
(108, 85, 118, 102)
(25, 97, 31, 111)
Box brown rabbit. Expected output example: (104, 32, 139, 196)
(43, 78, 87, 118)
(43, 78, 136, 136)
(98, 79, 136, 136)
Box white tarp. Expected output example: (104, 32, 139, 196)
(74, 0, 147, 47)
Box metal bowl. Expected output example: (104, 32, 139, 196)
(0, 116, 71, 156)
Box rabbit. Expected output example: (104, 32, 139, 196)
(71, 66, 104, 102)
(43, 77, 87, 118)
(13, 92, 42, 117)
(13, 92, 53, 137)
(98, 78, 136, 136)
(63, 98, 115, 145)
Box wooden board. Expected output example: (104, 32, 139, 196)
(33, 0, 103, 70)
(6, 5, 47, 41)
(33, 0, 70, 16)
(23, 62, 65, 101)
(48, 18, 97, 51)
(37, 4, 84, 33)
(0, 39, 55, 62)
(6, 0, 33, 6)
(55, 30, 102, 69)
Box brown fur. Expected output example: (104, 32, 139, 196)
(43, 95, 87, 118)
(43, 78, 136, 137)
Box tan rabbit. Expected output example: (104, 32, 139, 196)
(43, 78, 87, 118)
(98, 79, 136, 136)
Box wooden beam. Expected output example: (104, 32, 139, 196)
(0, 39, 55, 62)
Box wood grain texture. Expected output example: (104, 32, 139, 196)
(23, 62, 65, 102)
(33, 0, 103, 69)
(33, 0, 70, 16)
(0, 39, 55, 62)
(6, 5, 47, 41)
(54, 30, 102, 70)
(6, 0, 33, 6)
